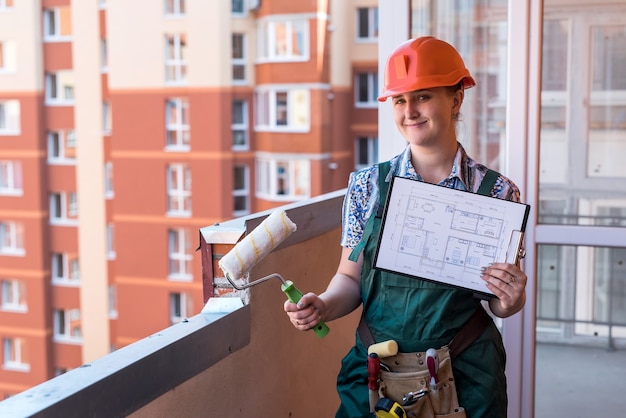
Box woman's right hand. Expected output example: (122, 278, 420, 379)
(284, 292, 326, 331)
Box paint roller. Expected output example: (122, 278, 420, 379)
(218, 209, 330, 338)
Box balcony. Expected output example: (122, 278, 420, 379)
(0, 190, 363, 417)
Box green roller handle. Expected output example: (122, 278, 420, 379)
(281, 280, 330, 338)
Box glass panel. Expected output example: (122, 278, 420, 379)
(276, 92, 288, 125)
(410, 0, 508, 172)
(588, 26, 626, 178)
(539, 3, 626, 226)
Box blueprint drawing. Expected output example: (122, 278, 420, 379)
(375, 177, 529, 296)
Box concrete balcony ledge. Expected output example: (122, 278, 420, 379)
(0, 298, 250, 418)
(0, 190, 360, 417)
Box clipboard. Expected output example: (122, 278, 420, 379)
(373, 176, 530, 299)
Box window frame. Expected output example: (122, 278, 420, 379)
(1, 278, 27, 313)
(231, 0, 245, 15)
(2, 337, 30, 372)
(43, 7, 72, 42)
(232, 99, 249, 150)
(104, 162, 114, 199)
(254, 87, 310, 132)
(48, 130, 76, 164)
(0, 0, 15, 11)
(165, 98, 190, 151)
(164, 0, 185, 17)
(257, 19, 310, 62)
(355, 136, 379, 170)
(45, 72, 75, 105)
(53, 309, 82, 343)
(0, 160, 23, 196)
(167, 228, 193, 281)
(256, 156, 310, 201)
(164, 33, 187, 84)
(169, 292, 191, 325)
(51, 252, 80, 286)
(233, 165, 250, 216)
(0, 100, 21, 135)
(355, 71, 379, 108)
(356, 7, 379, 42)
(49, 192, 78, 225)
(0, 40, 16, 73)
(166, 163, 192, 217)
(232, 33, 247, 83)
(0, 220, 24, 256)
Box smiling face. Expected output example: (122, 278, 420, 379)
(391, 86, 463, 149)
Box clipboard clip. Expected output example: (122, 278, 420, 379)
(505, 230, 526, 264)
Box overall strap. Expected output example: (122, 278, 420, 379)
(476, 169, 500, 196)
(348, 161, 392, 262)
(357, 166, 499, 355)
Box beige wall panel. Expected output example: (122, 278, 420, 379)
(107, 1, 174, 88)
(0, 1, 42, 91)
(185, 0, 230, 87)
(107, 1, 236, 89)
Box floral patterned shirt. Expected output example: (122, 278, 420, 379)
(340, 143, 521, 248)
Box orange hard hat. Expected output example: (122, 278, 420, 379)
(378, 36, 476, 102)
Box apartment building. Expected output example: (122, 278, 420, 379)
(0, 0, 379, 397)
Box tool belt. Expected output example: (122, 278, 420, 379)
(359, 306, 491, 418)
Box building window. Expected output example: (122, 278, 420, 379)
(0, 221, 24, 256)
(165, 34, 187, 84)
(168, 228, 192, 281)
(232, 100, 248, 150)
(166, 164, 191, 216)
(1, 278, 26, 312)
(102, 101, 111, 134)
(2, 338, 29, 372)
(256, 156, 310, 200)
(355, 136, 378, 170)
(258, 19, 309, 62)
(45, 72, 75, 105)
(355, 71, 379, 107)
(231, 0, 245, 15)
(106, 223, 116, 259)
(0, 160, 22, 196)
(164, 0, 185, 16)
(0, 40, 16, 72)
(43, 7, 72, 41)
(170, 292, 192, 325)
(48, 130, 76, 163)
(50, 192, 78, 225)
(104, 162, 114, 199)
(254, 88, 310, 131)
(0, 0, 14, 11)
(232, 33, 246, 83)
(100, 38, 108, 72)
(51, 253, 80, 285)
(0, 100, 20, 134)
(108, 284, 117, 318)
(233, 165, 250, 215)
(165, 98, 189, 150)
(356, 7, 378, 41)
(53, 309, 82, 342)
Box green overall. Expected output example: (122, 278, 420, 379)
(336, 162, 507, 418)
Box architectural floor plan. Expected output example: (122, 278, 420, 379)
(374, 177, 529, 297)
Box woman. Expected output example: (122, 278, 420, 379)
(284, 36, 527, 418)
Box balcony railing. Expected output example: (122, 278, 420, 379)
(0, 190, 362, 417)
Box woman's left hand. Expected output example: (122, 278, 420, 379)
(481, 262, 527, 317)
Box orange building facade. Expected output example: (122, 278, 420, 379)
(0, 0, 379, 397)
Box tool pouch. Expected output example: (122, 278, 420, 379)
(377, 347, 466, 418)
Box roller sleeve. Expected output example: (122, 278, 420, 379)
(218, 209, 297, 279)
